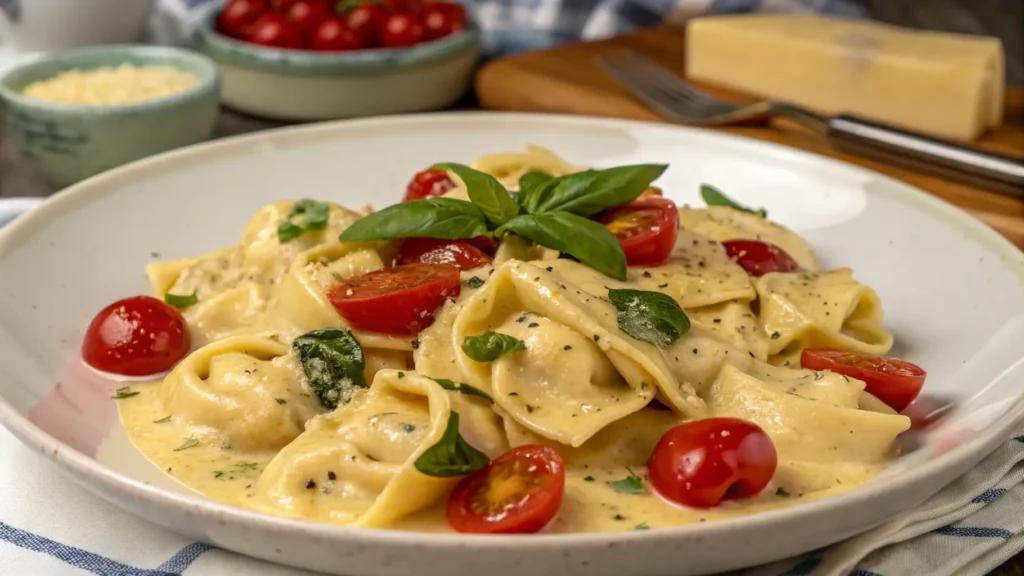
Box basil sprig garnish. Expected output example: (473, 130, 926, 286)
(432, 378, 494, 403)
(279, 199, 330, 243)
(608, 288, 690, 347)
(414, 411, 490, 477)
(700, 184, 767, 218)
(338, 163, 667, 281)
(292, 328, 366, 409)
(164, 291, 198, 309)
(520, 164, 666, 217)
(461, 331, 526, 362)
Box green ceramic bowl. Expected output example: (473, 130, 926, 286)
(0, 45, 220, 188)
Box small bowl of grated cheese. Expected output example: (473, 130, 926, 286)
(0, 45, 220, 188)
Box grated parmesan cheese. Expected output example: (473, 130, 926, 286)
(22, 64, 199, 106)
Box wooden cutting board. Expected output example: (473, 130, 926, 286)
(475, 26, 1024, 249)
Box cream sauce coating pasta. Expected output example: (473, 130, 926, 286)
(119, 146, 909, 533)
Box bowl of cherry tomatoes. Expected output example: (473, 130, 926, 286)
(193, 0, 480, 120)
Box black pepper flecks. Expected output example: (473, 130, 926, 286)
(305, 479, 317, 489)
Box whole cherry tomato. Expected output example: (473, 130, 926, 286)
(421, 2, 466, 41)
(343, 1, 387, 46)
(599, 196, 679, 267)
(245, 13, 304, 48)
(218, 0, 268, 38)
(380, 12, 424, 47)
(447, 445, 565, 534)
(283, 0, 328, 33)
(801, 349, 927, 413)
(721, 239, 801, 277)
(82, 296, 191, 376)
(311, 17, 366, 51)
(398, 237, 493, 269)
(403, 168, 456, 201)
(648, 418, 778, 509)
(327, 264, 460, 334)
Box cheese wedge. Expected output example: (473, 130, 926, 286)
(686, 15, 1005, 141)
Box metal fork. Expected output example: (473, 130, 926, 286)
(600, 50, 1024, 197)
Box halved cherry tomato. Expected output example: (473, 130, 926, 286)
(801, 349, 926, 413)
(648, 418, 777, 509)
(599, 196, 679, 267)
(344, 1, 387, 45)
(721, 239, 800, 277)
(311, 17, 366, 51)
(446, 445, 565, 534)
(218, 0, 268, 37)
(380, 12, 423, 47)
(421, 2, 466, 41)
(283, 0, 328, 33)
(82, 296, 191, 376)
(245, 13, 304, 48)
(327, 264, 459, 334)
(398, 237, 493, 269)
(403, 168, 456, 202)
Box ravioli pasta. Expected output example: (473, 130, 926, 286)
(118, 146, 911, 534)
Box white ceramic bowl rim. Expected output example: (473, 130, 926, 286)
(0, 44, 220, 115)
(192, 3, 482, 73)
(1, 112, 1023, 551)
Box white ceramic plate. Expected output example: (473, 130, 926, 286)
(1, 113, 1023, 576)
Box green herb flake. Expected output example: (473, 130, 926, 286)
(432, 378, 494, 402)
(292, 328, 366, 409)
(776, 487, 791, 497)
(397, 371, 405, 379)
(608, 467, 644, 495)
(164, 291, 198, 309)
(214, 471, 225, 479)
(152, 415, 171, 423)
(771, 331, 781, 340)
(274, 398, 287, 405)
(461, 331, 526, 363)
(584, 476, 595, 482)
(467, 276, 485, 289)
(278, 199, 330, 243)
(112, 387, 139, 399)
(414, 411, 490, 477)
(402, 423, 416, 433)
(700, 184, 767, 218)
(174, 438, 199, 452)
(593, 334, 601, 342)
(634, 522, 650, 530)
(608, 289, 690, 347)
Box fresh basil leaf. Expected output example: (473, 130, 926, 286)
(164, 291, 198, 309)
(414, 410, 490, 477)
(498, 212, 627, 280)
(700, 184, 767, 218)
(435, 163, 520, 226)
(292, 328, 366, 409)
(432, 378, 493, 403)
(518, 170, 552, 195)
(461, 331, 526, 362)
(279, 199, 330, 243)
(608, 288, 690, 347)
(338, 198, 490, 242)
(521, 164, 667, 217)
(608, 467, 644, 494)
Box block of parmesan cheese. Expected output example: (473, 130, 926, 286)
(685, 15, 1005, 141)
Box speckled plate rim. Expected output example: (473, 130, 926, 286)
(1, 112, 1023, 554)
(192, 3, 482, 74)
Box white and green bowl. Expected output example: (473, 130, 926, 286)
(192, 6, 481, 121)
(0, 44, 220, 188)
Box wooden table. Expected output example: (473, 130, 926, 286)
(476, 26, 1024, 248)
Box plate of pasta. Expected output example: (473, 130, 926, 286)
(1, 112, 1023, 576)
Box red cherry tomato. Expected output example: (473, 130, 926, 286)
(218, 0, 268, 37)
(721, 239, 801, 277)
(380, 12, 424, 47)
(447, 445, 565, 534)
(599, 196, 679, 267)
(245, 13, 304, 48)
(269, 0, 303, 10)
(283, 0, 328, 33)
(82, 296, 191, 377)
(343, 2, 387, 45)
(421, 2, 466, 41)
(383, 0, 421, 12)
(398, 238, 493, 269)
(310, 17, 366, 50)
(801, 349, 927, 413)
(403, 168, 456, 202)
(327, 264, 460, 334)
(648, 418, 777, 509)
